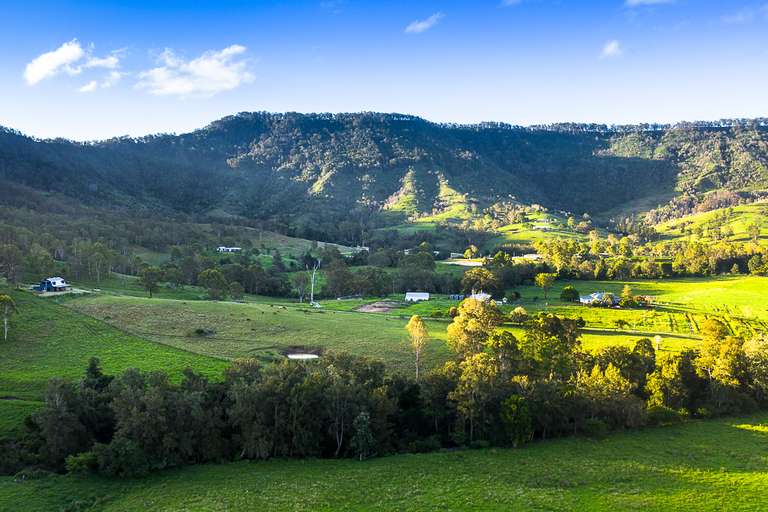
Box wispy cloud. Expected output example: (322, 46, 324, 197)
(722, 4, 768, 24)
(404, 12, 444, 34)
(78, 71, 124, 93)
(24, 39, 123, 87)
(78, 81, 98, 93)
(625, 0, 675, 6)
(601, 40, 623, 59)
(136, 45, 254, 97)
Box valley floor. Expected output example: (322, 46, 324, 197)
(1, 414, 766, 511)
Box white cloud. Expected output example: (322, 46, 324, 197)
(625, 0, 675, 6)
(25, 39, 123, 87)
(24, 39, 85, 85)
(79, 71, 124, 93)
(601, 40, 623, 59)
(404, 12, 444, 34)
(83, 55, 120, 69)
(78, 81, 98, 93)
(136, 45, 254, 97)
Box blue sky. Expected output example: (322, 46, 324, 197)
(1, 0, 767, 140)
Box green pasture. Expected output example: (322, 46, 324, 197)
(0, 291, 227, 401)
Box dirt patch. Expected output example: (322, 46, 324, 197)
(356, 301, 398, 313)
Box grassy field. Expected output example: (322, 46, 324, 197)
(0, 291, 228, 401)
(507, 276, 768, 338)
(65, 294, 452, 374)
(9, 275, 768, 400)
(1, 413, 766, 511)
(656, 202, 768, 244)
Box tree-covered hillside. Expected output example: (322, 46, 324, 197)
(1, 114, 767, 244)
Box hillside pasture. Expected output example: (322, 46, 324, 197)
(0, 292, 228, 400)
(656, 202, 768, 244)
(66, 295, 452, 374)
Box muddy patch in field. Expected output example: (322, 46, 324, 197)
(356, 301, 398, 313)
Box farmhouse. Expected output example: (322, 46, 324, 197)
(216, 246, 242, 253)
(580, 292, 618, 306)
(404, 292, 430, 302)
(36, 277, 70, 292)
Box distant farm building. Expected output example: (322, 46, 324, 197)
(468, 291, 492, 302)
(580, 292, 618, 306)
(450, 252, 464, 259)
(405, 292, 430, 302)
(449, 294, 465, 301)
(217, 246, 242, 253)
(521, 253, 543, 261)
(36, 277, 70, 292)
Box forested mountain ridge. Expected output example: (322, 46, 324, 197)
(2, 113, 768, 241)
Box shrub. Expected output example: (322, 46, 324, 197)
(65, 451, 98, 474)
(560, 285, 580, 303)
(191, 327, 216, 337)
(93, 439, 150, 478)
(646, 405, 687, 426)
(509, 306, 529, 324)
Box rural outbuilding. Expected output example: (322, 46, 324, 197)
(405, 292, 430, 302)
(36, 277, 70, 292)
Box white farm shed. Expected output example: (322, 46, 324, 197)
(405, 292, 430, 302)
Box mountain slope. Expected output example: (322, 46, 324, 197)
(1, 114, 767, 243)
